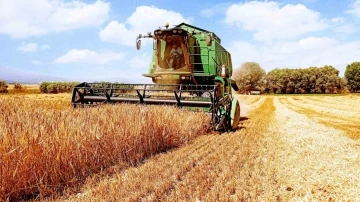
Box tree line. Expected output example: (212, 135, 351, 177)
(0, 82, 80, 94)
(0, 81, 134, 94)
(39, 82, 80, 93)
(232, 62, 360, 94)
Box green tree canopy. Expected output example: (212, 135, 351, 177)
(266, 66, 342, 94)
(345, 62, 360, 92)
(232, 62, 266, 93)
(39, 82, 80, 93)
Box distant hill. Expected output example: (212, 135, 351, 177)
(95, 77, 152, 84)
(0, 66, 68, 84)
(76, 76, 152, 84)
(0, 66, 153, 84)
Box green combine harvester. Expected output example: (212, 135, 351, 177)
(71, 23, 241, 131)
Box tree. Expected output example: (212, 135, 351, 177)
(13, 83, 25, 93)
(232, 62, 266, 93)
(345, 62, 360, 92)
(46, 83, 58, 94)
(0, 81, 8, 93)
(39, 82, 50, 93)
(14, 83, 23, 90)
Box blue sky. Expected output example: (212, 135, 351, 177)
(1, 0, 360, 83)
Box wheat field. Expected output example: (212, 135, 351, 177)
(0, 96, 210, 201)
(1, 94, 360, 201)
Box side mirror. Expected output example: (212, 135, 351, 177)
(136, 40, 141, 50)
(205, 34, 212, 46)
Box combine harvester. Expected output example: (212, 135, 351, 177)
(71, 23, 241, 131)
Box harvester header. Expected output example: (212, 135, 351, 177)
(72, 22, 241, 131)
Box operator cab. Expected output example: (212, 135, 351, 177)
(137, 25, 196, 84)
(136, 23, 218, 85)
(153, 29, 188, 71)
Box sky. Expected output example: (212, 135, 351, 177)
(0, 0, 360, 83)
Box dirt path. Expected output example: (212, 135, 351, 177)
(52, 96, 360, 201)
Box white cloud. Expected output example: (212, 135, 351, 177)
(128, 53, 151, 69)
(0, 0, 110, 38)
(32, 60, 41, 65)
(347, 0, 360, 17)
(40, 45, 50, 50)
(228, 37, 360, 76)
(99, 6, 190, 46)
(225, 1, 327, 41)
(54, 49, 125, 64)
(18, 43, 38, 52)
(99, 21, 138, 46)
(327, 17, 356, 34)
